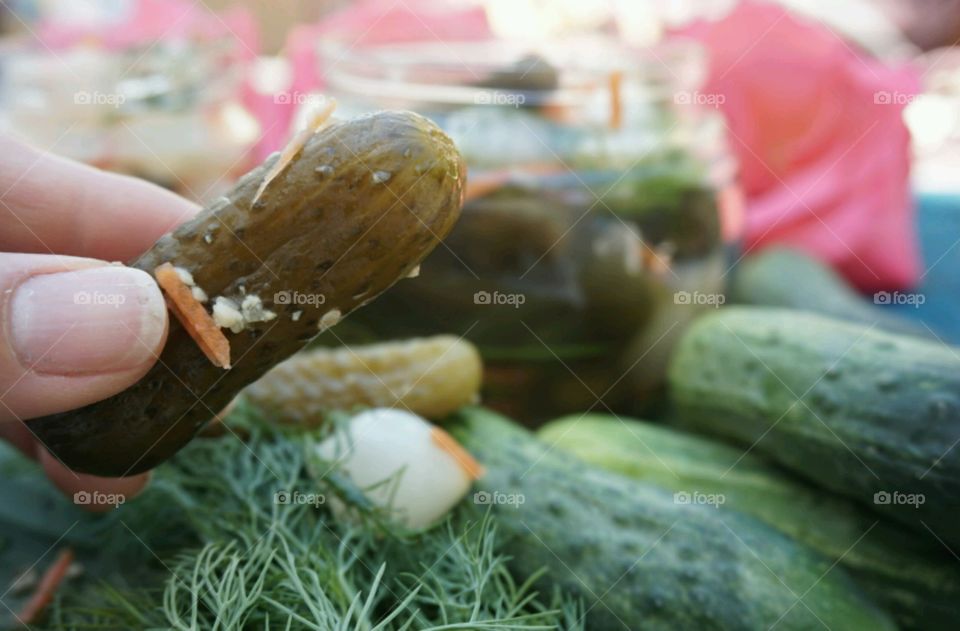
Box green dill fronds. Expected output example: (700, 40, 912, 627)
(36, 403, 582, 630)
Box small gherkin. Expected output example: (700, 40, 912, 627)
(243, 335, 482, 423)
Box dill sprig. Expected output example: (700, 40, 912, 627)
(37, 403, 582, 630)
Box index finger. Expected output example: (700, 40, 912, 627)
(0, 134, 200, 261)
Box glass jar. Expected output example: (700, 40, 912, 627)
(0, 37, 259, 202)
(317, 36, 740, 421)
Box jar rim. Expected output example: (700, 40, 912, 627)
(318, 36, 705, 107)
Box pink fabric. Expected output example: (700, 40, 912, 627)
(678, 1, 921, 291)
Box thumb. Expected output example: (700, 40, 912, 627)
(0, 253, 168, 422)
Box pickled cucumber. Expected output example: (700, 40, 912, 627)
(29, 110, 465, 476)
(244, 336, 482, 423)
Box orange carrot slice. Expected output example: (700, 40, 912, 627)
(155, 263, 231, 369)
(431, 426, 485, 480)
(609, 70, 623, 130)
(463, 163, 568, 204)
(464, 171, 512, 203)
(252, 97, 338, 204)
(17, 548, 74, 625)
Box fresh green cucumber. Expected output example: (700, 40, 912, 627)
(539, 414, 960, 630)
(730, 248, 931, 338)
(450, 407, 895, 631)
(669, 307, 960, 547)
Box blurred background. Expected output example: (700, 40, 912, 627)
(3, 0, 960, 420)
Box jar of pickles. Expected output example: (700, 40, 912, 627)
(318, 36, 740, 421)
(0, 37, 259, 201)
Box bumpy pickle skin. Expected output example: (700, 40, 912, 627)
(243, 335, 483, 423)
(29, 111, 465, 476)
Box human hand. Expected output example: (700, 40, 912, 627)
(0, 134, 198, 510)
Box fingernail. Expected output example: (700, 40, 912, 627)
(11, 266, 166, 375)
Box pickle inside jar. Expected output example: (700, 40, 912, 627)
(328, 151, 726, 420)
